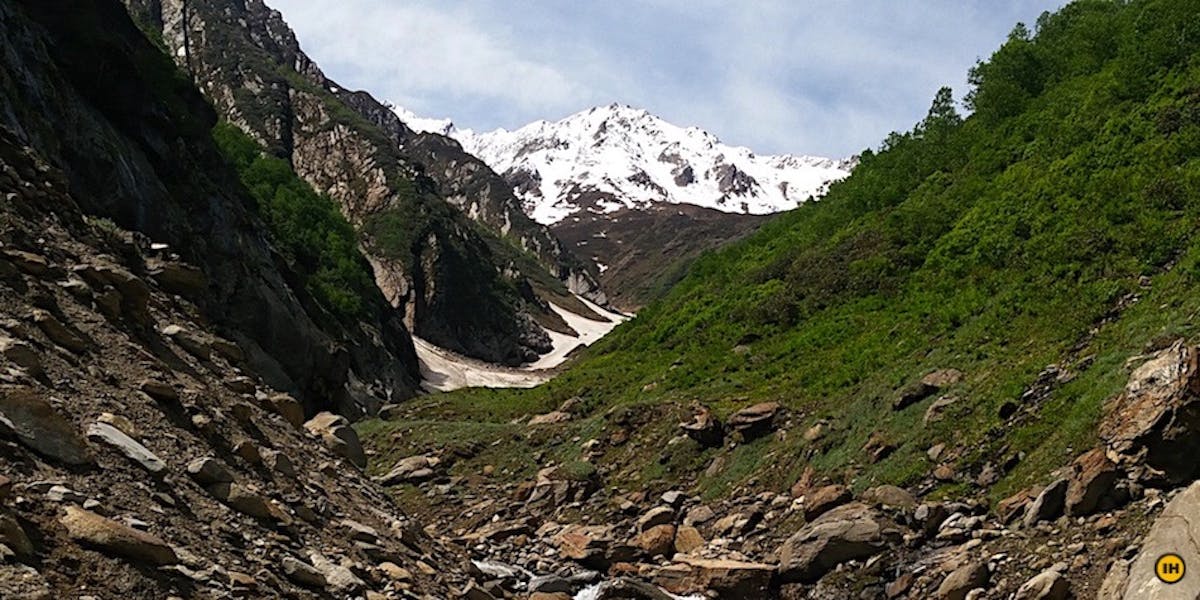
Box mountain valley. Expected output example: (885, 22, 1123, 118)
(2, 0, 1200, 599)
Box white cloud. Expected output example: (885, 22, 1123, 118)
(267, 0, 1066, 157)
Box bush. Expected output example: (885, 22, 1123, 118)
(212, 122, 376, 320)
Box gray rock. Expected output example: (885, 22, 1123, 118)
(1106, 480, 1200, 599)
(637, 506, 675, 532)
(281, 555, 326, 588)
(1023, 478, 1068, 527)
(0, 386, 91, 465)
(86, 422, 166, 475)
(304, 412, 366, 469)
(778, 503, 899, 583)
(937, 562, 989, 600)
(186, 457, 234, 485)
(1015, 568, 1070, 600)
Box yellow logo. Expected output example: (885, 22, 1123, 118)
(1157, 554, 1186, 584)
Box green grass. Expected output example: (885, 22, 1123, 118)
(362, 0, 1200, 509)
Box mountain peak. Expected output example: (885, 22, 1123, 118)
(405, 104, 853, 225)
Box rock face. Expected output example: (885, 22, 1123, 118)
(778, 503, 898, 583)
(1103, 480, 1200, 599)
(3, 0, 421, 416)
(1100, 340, 1200, 481)
(121, 0, 599, 366)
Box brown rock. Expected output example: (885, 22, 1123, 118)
(656, 556, 775, 598)
(673, 525, 705, 554)
(637, 506, 675, 532)
(139, 379, 178, 403)
(804, 484, 851, 520)
(30, 309, 88, 353)
(1100, 340, 1200, 480)
(861, 485, 917, 509)
(1024, 478, 1068, 527)
(1065, 448, 1118, 516)
(0, 512, 33, 558)
(528, 411, 572, 426)
(886, 572, 914, 598)
(727, 402, 780, 438)
(633, 524, 675, 558)
(997, 488, 1036, 524)
(864, 431, 896, 463)
(60, 506, 177, 565)
(267, 393, 305, 428)
(0, 336, 41, 375)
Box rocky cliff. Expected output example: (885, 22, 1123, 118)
(0, 0, 421, 415)
(121, 0, 600, 365)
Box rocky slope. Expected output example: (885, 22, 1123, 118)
(363, 340, 1200, 599)
(0, 82, 470, 600)
(0, 0, 421, 416)
(120, 0, 601, 365)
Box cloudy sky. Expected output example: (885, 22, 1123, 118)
(268, 0, 1066, 157)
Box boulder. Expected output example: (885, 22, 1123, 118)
(266, 393, 305, 428)
(680, 406, 723, 447)
(632, 524, 676, 558)
(60, 506, 177, 565)
(778, 503, 899, 583)
(727, 402, 779, 438)
(161, 325, 210, 360)
(0, 386, 91, 465)
(1100, 340, 1200, 481)
(1065, 448, 1118, 516)
(281, 555, 327, 588)
(304, 412, 366, 469)
(637, 506, 675, 532)
(804, 484, 851, 520)
(528, 411, 572, 426)
(861, 485, 917, 509)
(186, 457, 235, 485)
(375, 455, 439, 485)
(1015, 568, 1070, 600)
(655, 556, 776, 598)
(30, 309, 88, 353)
(1104, 479, 1200, 599)
(86, 422, 166, 475)
(1023, 478, 1068, 527)
(673, 525, 705, 554)
(0, 335, 41, 375)
(936, 562, 989, 600)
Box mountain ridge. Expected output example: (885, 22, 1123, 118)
(397, 103, 855, 224)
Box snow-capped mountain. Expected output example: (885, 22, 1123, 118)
(395, 103, 854, 225)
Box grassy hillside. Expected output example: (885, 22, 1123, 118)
(363, 0, 1200, 503)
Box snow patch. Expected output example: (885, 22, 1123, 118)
(414, 296, 630, 392)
